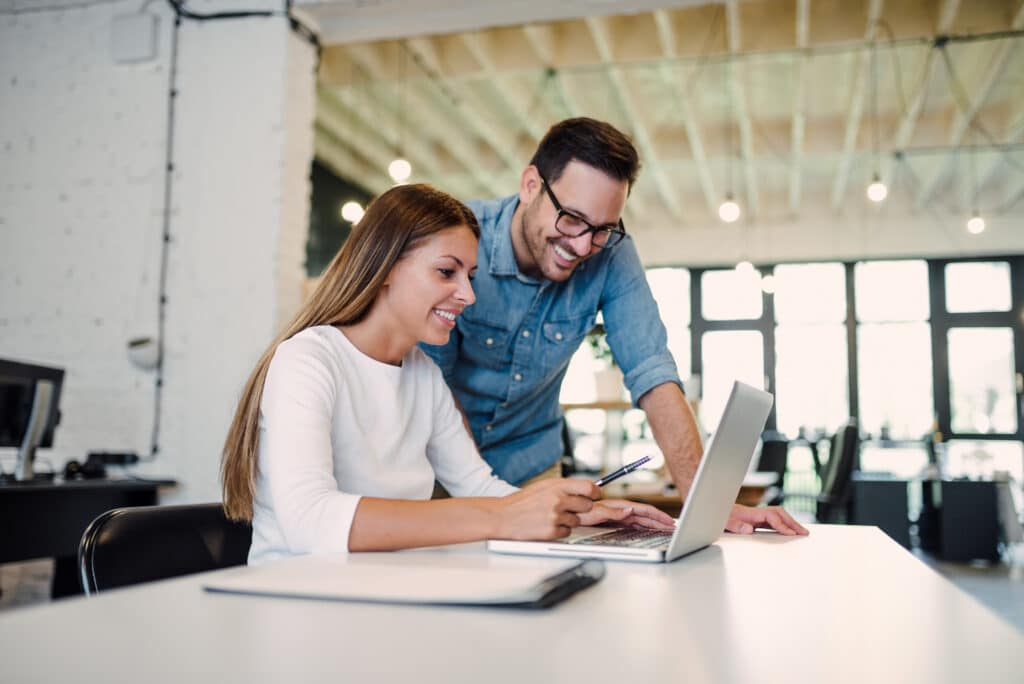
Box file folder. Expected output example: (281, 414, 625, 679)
(203, 551, 604, 609)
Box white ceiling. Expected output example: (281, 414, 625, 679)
(301, 0, 1024, 262)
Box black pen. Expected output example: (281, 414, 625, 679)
(594, 455, 652, 487)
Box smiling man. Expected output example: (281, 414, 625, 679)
(422, 118, 806, 536)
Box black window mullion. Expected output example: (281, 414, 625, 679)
(1012, 256, 1024, 440)
(845, 262, 859, 422)
(928, 259, 951, 441)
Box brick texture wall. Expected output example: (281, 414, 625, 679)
(0, 0, 315, 503)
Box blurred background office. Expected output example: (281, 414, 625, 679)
(1, 0, 1023, 619)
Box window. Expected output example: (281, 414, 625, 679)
(944, 262, 1012, 313)
(701, 330, 764, 432)
(701, 269, 762, 320)
(773, 263, 849, 436)
(857, 322, 934, 439)
(947, 328, 1017, 434)
(855, 260, 933, 440)
(855, 260, 930, 322)
(646, 267, 691, 379)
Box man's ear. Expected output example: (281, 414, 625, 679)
(519, 165, 541, 205)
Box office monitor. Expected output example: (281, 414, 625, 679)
(0, 359, 64, 482)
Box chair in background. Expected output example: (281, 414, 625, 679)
(755, 430, 789, 506)
(815, 419, 860, 523)
(78, 503, 251, 595)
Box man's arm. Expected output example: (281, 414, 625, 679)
(638, 381, 808, 536)
(637, 381, 702, 495)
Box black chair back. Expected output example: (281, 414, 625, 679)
(816, 420, 860, 522)
(79, 503, 251, 595)
(756, 431, 789, 505)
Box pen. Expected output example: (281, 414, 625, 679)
(594, 455, 652, 487)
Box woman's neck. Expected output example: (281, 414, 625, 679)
(338, 315, 413, 366)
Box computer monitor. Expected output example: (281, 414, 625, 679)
(0, 359, 64, 482)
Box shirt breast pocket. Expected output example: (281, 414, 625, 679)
(458, 316, 510, 370)
(541, 314, 595, 374)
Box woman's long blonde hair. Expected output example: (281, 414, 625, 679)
(221, 184, 479, 520)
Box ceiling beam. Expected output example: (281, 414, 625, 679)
(725, 0, 759, 220)
(585, 15, 683, 221)
(879, 0, 960, 191)
(460, 32, 546, 142)
(788, 0, 810, 216)
(915, 1, 1024, 207)
(314, 126, 393, 193)
(653, 9, 717, 218)
(829, 0, 884, 211)
(317, 87, 479, 199)
(404, 37, 525, 174)
(522, 24, 582, 118)
(974, 105, 1024, 194)
(343, 42, 506, 198)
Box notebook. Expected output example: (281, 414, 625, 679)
(204, 551, 604, 608)
(488, 381, 773, 563)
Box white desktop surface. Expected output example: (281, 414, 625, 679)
(1, 525, 1021, 683)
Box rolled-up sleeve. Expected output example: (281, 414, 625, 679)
(600, 238, 683, 406)
(259, 339, 362, 553)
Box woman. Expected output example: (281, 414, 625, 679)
(222, 184, 673, 564)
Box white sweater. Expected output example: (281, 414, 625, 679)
(248, 325, 517, 565)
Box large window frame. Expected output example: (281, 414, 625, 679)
(685, 256, 1024, 447)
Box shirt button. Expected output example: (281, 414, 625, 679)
(514, 373, 522, 381)
(484, 424, 493, 431)
(522, 330, 530, 338)
(555, 332, 563, 341)
(485, 338, 494, 346)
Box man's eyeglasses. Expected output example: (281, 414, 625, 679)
(538, 173, 626, 249)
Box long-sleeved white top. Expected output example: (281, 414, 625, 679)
(248, 325, 517, 565)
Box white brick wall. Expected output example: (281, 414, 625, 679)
(0, 0, 315, 503)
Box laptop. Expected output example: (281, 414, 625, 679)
(487, 381, 773, 563)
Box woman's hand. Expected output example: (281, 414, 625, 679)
(491, 479, 600, 540)
(578, 498, 675, 531)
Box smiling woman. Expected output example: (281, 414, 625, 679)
(220, 183, 675, 564)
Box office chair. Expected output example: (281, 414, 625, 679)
(815, 419, 860, 523)
(755, 431, 789, 506)
(79, 503, 251, 595)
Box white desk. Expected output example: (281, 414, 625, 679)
(1, 525, 1021, 682)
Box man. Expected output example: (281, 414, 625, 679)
(422, 118, 805, 535)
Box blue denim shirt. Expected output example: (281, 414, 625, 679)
(420, 195, 681, 485)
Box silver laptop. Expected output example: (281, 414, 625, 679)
(488, 381, 773, 563)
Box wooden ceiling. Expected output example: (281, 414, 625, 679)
(312, 0, 1024, 232)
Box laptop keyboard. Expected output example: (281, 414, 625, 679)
(571, 528, 673, 549)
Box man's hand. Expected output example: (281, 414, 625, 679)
(725, 503, 809, 536)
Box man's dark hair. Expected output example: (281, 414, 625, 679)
(529, 117, 641, 189)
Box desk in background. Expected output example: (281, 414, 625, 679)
(0, 478, 176, 596)
(1, 525, 1020, 682)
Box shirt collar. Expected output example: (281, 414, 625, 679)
(488, 195, 527, 278)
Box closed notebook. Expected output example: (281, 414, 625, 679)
(203, 551, 604, 608)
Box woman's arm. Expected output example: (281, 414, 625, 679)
(348, 478, 600, 551)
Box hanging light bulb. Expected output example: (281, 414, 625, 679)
(735, 260, 754, 275)
(718, 196, 741, 223)
(760, 274, 776, 293)
(866, 174, 888, 203)
(388, 158, 412, 183)
(966, 212, 985, 235)
(340, 201, 364, 224)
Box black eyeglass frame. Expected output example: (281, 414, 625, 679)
(538, 173, 627, 249)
